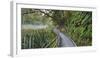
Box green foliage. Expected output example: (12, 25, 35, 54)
(21, 8, 92, 48)
(21, 29, 57, 49)
(65, 11, 92, 46)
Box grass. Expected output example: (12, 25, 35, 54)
(21, 29, 57, 49)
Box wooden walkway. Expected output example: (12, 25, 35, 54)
(53, 28, 76, 47)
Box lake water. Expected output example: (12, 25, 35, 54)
(22, 24, 48, 29)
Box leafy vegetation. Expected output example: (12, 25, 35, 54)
(65, 11, 92, 46)
(21, 8, 92, 49)
(21, 29, 57, 49)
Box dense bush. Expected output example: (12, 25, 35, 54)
(64, 11, 92, 46)
(21, 8, 92, 47)
(21, 29, 57, 49)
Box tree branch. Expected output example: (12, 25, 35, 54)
(21, 9, 54, 19)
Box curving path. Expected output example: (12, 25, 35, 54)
(53, 28, 76, 47)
